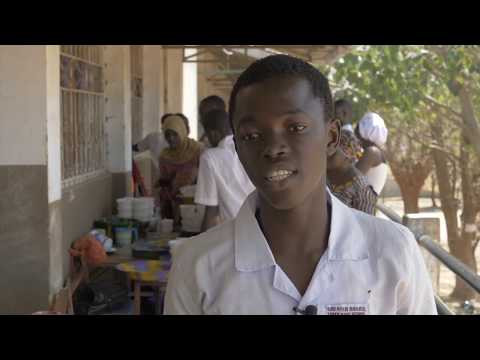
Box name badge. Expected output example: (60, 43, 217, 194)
(326, 304, 368, 315)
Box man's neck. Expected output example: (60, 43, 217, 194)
(257, 184, 331, 258)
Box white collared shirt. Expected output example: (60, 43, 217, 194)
(194, 135, 255, 222)
(165, 190, 437, 315)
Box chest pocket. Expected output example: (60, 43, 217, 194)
(315, 259, 374, 314)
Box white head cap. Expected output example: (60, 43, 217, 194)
(358, 112, 388, 147)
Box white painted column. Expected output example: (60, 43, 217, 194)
(45, 45, 64, 299)
(165, 49, 183, 114)
(143, 45, 164, 135)
(104, 45, 132, 174)
(182, 48, 198, 139)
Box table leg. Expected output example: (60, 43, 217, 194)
(134, 281, 141, 315)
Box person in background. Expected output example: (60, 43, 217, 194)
(355, 112, 389, 196)
(132, 113, 191, 171)
(194, 109, 255, 231)
(156, 114, 205, 229)
(132, 113, 191, 199)
(334, 99, 354, 133)
(327, 129, 377, 215)
(198, 95, 227, 147)
(164, 54, 436, 315)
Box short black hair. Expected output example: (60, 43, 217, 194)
(202, 109, 231, 134)
(199, 96, 226, 113)
(334, 99, 352, 112)
(161, 113, 190, 135)
(228, 54, 334, 130)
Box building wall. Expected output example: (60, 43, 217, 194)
(0, 46, 52, 313)
(61, 174, 112, 275)
(0, 45, 184, 313)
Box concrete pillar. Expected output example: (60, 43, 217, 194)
(182, 48, 198, 139)
(104, 45, 133, 205)
(164, 49, 183, 114)
(0, 45, 61, 313)
(143, 45, 164, 136)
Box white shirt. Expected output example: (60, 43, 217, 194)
(194, 135, 255, 222)
(136, 132, 169, 169)
(365, 162, 389, 196)
(164, 190, 437, 315)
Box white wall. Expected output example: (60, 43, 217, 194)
(104, 45, 132, 173)
(0, 45, 48, 166)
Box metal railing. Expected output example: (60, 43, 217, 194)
(376, 203, 480, 315)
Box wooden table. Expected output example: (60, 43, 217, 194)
(102, 237, 175, 314)
(115, 259, 170, 315)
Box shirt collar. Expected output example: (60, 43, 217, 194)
(218, 134, 234, 149)
(234, 189, 369, 272)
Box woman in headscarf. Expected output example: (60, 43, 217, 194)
(327, 129, 377, 215)
(156, 114, 205, 228)
(354, 112, 389, 196)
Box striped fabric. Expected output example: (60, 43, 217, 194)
(328, 175, 378, 215)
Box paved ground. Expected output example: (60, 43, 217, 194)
(379, 197, 480, 315)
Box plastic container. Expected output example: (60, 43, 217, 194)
(115, 227, 132, 248)
(132, 197, 154, 221)
(161, 219, 174, 234)
(180, 204, 205, 233)
(117, 197, 134, 218)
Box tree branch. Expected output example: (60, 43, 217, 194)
(421, 94, 462, 119)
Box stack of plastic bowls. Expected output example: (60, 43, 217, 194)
(133, 197, 155, 222)
(117, 197, 133, 219)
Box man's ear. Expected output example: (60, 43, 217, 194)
(327, 118, 341, 157)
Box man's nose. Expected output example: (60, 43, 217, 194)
(262, 132, 290, 160)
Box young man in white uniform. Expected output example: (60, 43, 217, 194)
(194, 109, 255, 231)
(164, 55, 437, 315)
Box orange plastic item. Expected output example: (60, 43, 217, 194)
(69, 234, 107, 267)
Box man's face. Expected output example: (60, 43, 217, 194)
(232, 76, 339, 210)
(164, 129, 181, 150)
(335, 105, 352, 124)
(199, 103, 223, 124)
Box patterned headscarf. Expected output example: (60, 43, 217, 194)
(338, 129, 363, 163)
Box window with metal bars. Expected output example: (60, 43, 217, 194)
(130, 45, 143, 144)
(60, 45, 106, 185)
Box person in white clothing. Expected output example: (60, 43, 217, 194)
(354, 112, 389, 196)
(195, 109, 255, 231)
(164, 54, 436, 315)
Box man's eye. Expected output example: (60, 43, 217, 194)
(290, 125, 307, 133)
(241, 133, 260, 141)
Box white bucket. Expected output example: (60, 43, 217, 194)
(180, 205, 205, 232)
(161, 219, 174, 233)
(117, 197, 134, 218)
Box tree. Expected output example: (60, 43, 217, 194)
(325, 45, 480, 301)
